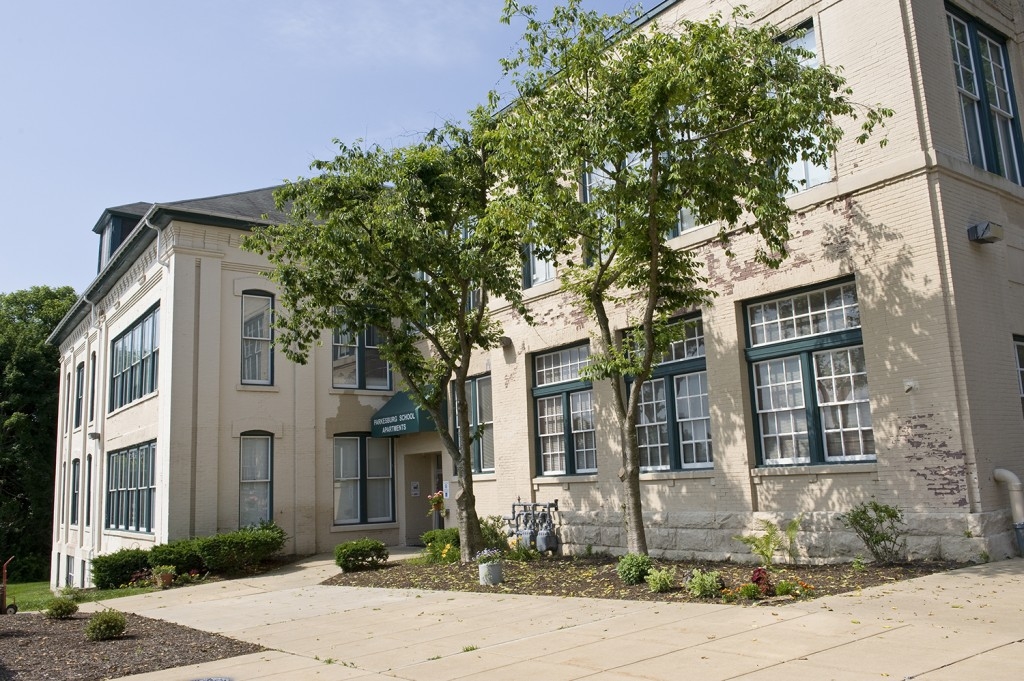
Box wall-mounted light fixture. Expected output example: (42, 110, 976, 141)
(967, 221, 1004, 244)
(499, 336, 513, 349)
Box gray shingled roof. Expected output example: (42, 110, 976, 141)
(49, 185, 291, 345)
(163, 185, 288, 224)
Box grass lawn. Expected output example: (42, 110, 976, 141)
(5, 581, 156, 612)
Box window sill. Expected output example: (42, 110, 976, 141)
(330, 522, 398, 533)
(107, 390, 159, 417)
(750, 461, 878, 481)
(102, 529, 155, 540)
(237, 384, 279, 393)
(640, 468, 715, 482)
(328, 388, 395, 397)
(533, 474, 598, 489)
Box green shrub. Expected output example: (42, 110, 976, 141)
(737, 582, 762, 600)
(686, 569, 724, 598)
(43, 596, 79, 619)
(734, 515, 802, 568)
(616, 553, 653, 586)
(838, 501, 906, 564)
(149, 538, 206, 575)
(503, 535, 540, 562)
(91, 548, 151, 589)
(85, 610, 127, 641)
(775, 579, 798, 597)
(480, 516, 509, 550)
(644, 567, 676, 593)
(59, 586, 84, 602)
(196, 521, 287, 574)
(421, 528, 460, 564)
(335, 539, 389, 572)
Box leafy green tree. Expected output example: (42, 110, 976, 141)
(489, 1, 890, 553)
(246, 123, 526, 561)
(0, 285, 77, 580)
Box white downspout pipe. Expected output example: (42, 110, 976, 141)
(145, 216, 169, 270)
(993, 468, 1024, 556)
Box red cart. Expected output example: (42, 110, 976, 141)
(1, 556, 17, 614)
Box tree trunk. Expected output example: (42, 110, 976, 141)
(620, 423, 649, 555)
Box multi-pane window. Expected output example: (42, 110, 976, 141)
(635, 316, 712, 470)
(241, 293, 272, 384)
(455, 376, 494, 473)
(665, 207, 701, 239)
(69, 459, 80, 525)
(332, 326, 390, 390)
(1014, 336, 1024, 416)
(73, 363, 84, 429)
(110, 306, 160, 410)
(333, 435, 394, 524)
(105, 441, 156, 533)
(947, 10, 1022, 184)
(239, 433, 272, 527)
(784, 23, 831, 191)
(533, 344, 594, 475)
(524, 243, 556, 288)
(746, 281, 874, 465)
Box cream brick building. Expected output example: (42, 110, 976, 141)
(50, 0, 1024, 587)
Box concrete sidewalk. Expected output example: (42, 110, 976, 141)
(84, 554, 1024, 681)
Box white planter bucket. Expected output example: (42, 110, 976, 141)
(478, 562, 503, 585)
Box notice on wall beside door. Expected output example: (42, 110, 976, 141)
(411, 481, 420, 497)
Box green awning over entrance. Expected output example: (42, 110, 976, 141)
(371, 391, 437, 438)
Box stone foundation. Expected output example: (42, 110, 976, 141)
(556, 509, 1018, 564)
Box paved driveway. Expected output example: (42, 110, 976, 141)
(86, 554, 1024, 680)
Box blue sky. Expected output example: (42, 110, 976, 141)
(0, 1, 644, 295)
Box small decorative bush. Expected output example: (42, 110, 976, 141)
(644, 567, 676, 593)
(422, 528, 460, 564)
(335, 539, 389, 572)
(737, 582, 762, 600)
(480, 515, 509, 550)
(43, 596, 79, 619)
(91, 548, 151, 589)
(686, 569, 725, 598)
(616, 553, 653, 586)
(196, 521, 287, 574)
(504, 537, 539, 562)
(775, 579, 798, 597)
(734, 515, 802, 568)
(59, 586, 84, 602)
(85, 610, 128, 641)
(838, 501, 906, 564)
(149, 538, 206, 575)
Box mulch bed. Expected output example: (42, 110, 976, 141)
(323, 554, 968, 603)
(0, 612, 262, 681)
